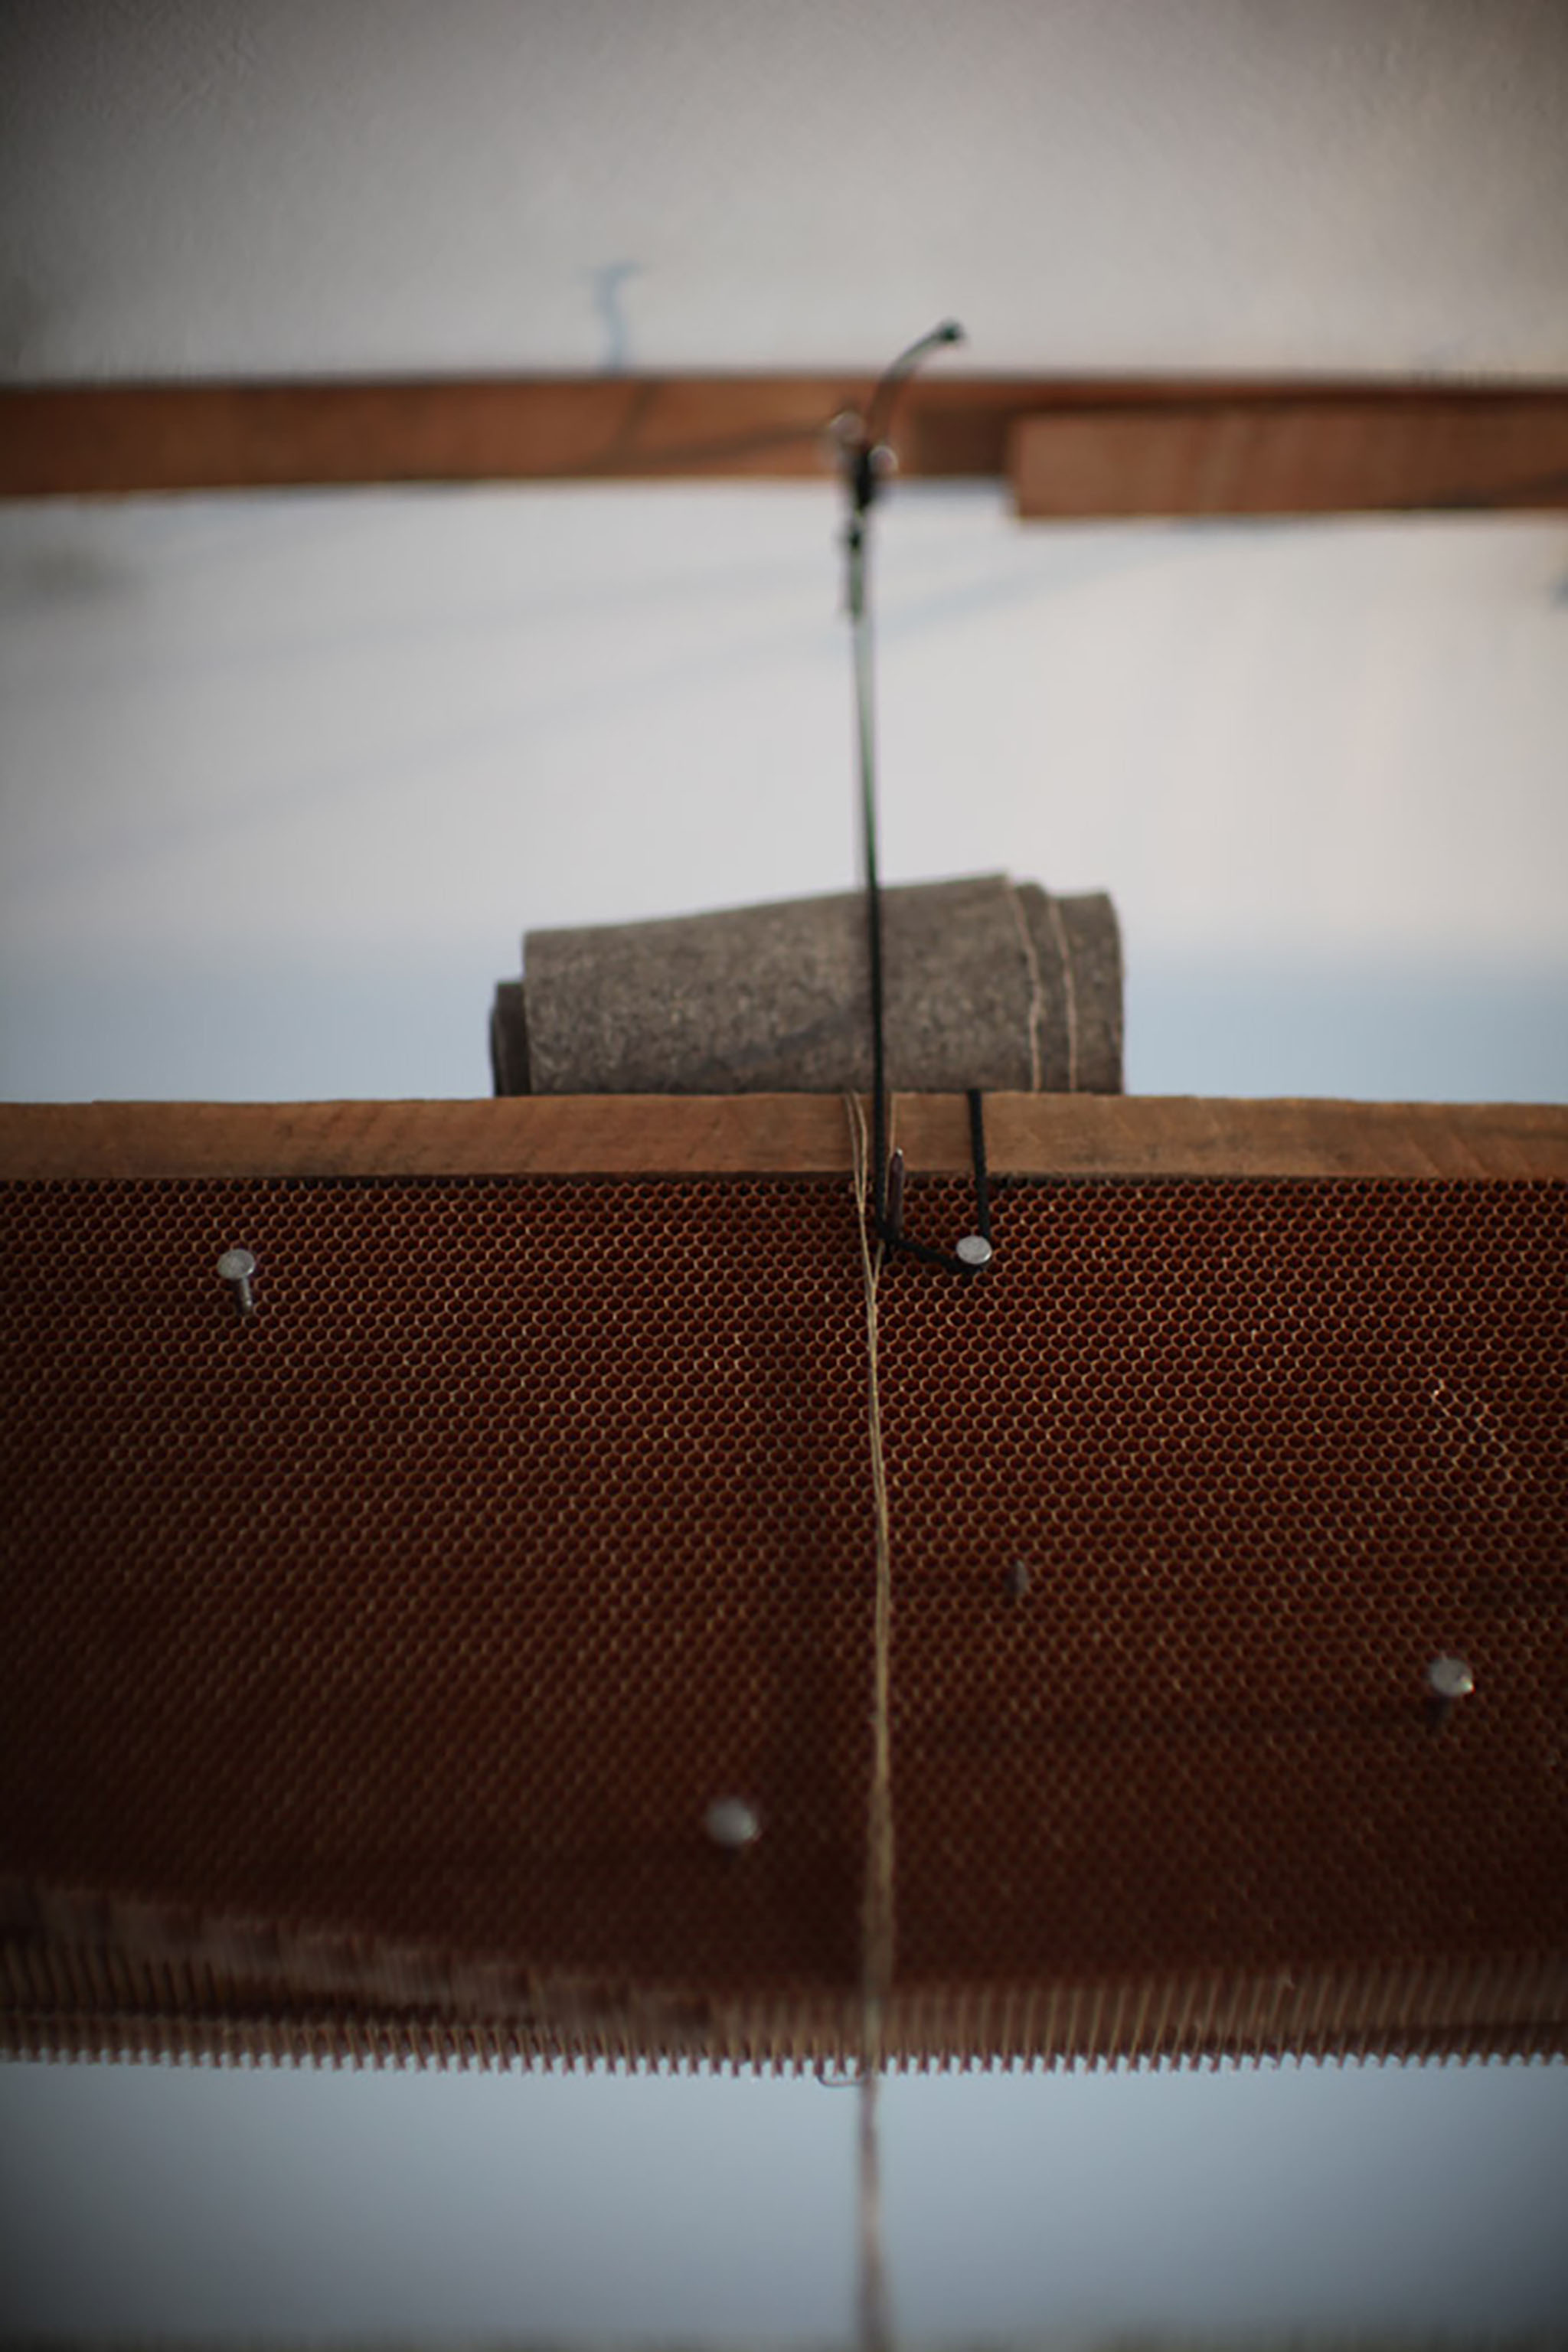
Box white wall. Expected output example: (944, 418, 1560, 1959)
(4, 1, 1567, 1109)
(4, 0, 1568, 377)
(3, 2056, 1567, 2341)
(3, 485, 1565, 1104)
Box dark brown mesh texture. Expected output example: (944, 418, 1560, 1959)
(2, 1171, 1565, 2068)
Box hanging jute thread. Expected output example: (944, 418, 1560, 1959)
(847, 1088, 897, 2352)
(1042, 886, 1082, 1094)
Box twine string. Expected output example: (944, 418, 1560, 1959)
(847, 1089, 897, 2352)
(1004, 877, 1047, 1093)
(1043, 889, 1081, 1095)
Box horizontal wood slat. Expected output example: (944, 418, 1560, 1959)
(1010, 394, 1568, 517)
(4, 376, 1566, 511)
(3, 1096, 1565, 1181)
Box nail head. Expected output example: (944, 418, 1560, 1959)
(1427, 1655, 1475, 1701)
(956, 1234, 992, 1269)
(217, 1250, 256, 1283)
(704, 1796, 762, 1851)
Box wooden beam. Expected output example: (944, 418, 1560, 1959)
(2, 1096, 1564, 1182)
(3, 374, 1566, 511)
(1010, 390, 1568, 517)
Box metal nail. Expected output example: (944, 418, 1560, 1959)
(1004, 1561, 1032, 1601)
(216, 1248, 257, 1318)
(704, 1796, 762, 1851)
(1426, 1653, 1475, 1730)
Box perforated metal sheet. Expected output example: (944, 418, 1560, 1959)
(2, 1169, 1565, 2067)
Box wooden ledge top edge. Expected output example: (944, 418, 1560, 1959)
(2, 1096, 1564, 1181)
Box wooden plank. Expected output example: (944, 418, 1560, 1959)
(3, 374, 1566, 508)
(0, 376, 852, 498)
(2, 1096, 1565, 1181)
(1011, 393, 1568, 517)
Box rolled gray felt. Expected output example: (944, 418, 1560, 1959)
(491, 874, 1122, 1096)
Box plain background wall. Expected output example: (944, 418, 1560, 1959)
(5, 0, 1568, 377)
(2, 3, 1566, 2341)
(5, 487, 1566, 1109)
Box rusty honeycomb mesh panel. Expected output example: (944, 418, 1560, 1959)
(2, 1168, 1566, 2069)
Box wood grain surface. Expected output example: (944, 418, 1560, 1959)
(1010, 391, 1568, 515)
(5, 374, 1566, 511)
(3, 1096, 1564, 1181)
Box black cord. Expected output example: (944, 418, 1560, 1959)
(877, 1096, 991, 1272)
(845, 505, 888, 1226)
(863, 320, 965, 459)
(841, 324, 991, 1278)
(969, 1087, 992, 1246)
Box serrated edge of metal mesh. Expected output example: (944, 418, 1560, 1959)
(6, 1895, 1566, 2073)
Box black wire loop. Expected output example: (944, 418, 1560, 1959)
(842, 324, 991, 1278)
(875, 1089, 991, 1275)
